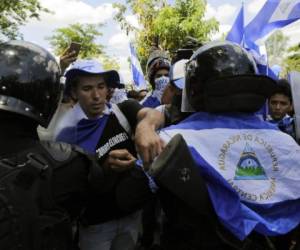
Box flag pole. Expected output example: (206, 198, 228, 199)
(241, 1, 245, 48)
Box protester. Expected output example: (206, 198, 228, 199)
(157, 38, 201, 123)
(110, 87, 128, 104)
(106, 79, 125, 103)
(55, 59, 164, 250)
(156, 59, 188, 122)
(137, 89, 148, 102)
(267, 78, 295, 139)
(140, 50, 171, 108)
(137, 50, 171, 249)
(60, 45, 80, 74)
(127, 89, 140, 100)
(136, 41, 300, 250)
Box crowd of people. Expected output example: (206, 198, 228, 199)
(0, 37, 300, 250)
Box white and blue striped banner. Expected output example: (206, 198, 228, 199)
(225, 2, 278, 80)
(129, 43, 147, 89)
(244, 0, 300, 52)
(159, 112, 300, 240)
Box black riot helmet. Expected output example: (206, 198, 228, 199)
(0, 40, 61, 127)
(185, 41, 277, 112)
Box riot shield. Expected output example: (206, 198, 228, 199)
(289, 71, 300, 142)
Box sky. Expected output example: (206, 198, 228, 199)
(20, 0, 300, 84)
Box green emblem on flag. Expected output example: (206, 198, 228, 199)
(234, 143, 268, 180)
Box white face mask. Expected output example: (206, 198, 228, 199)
(110, 88, 128, 104)
(154, 76, 170, 91)
(153, 76, 170, 102)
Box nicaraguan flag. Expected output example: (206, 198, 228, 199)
(225, 3, 277, 80)
(240, 0, 300, 80)
(244, 0, 300, 52)
(226, 4, 244, 44)
(129, 43, 147, 89)
(159, 112, 300, 240)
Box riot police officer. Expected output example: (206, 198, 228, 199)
(0, 40, 108, 250)
(0, 40, 166, 250)
(136, 41, 300, 250)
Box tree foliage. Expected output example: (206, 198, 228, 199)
(114, 0, 218, 70)
(265, 30, 289, 66)
(100, 56, 120, 71)
(47, 23, 120, 70)
(0, 0, 49, 40)
(264, 30, 300, 75)
(47, 23, 105, 58)
(153, 0, 218, 52)
(283, 44, 300, 74)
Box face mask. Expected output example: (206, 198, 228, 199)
(153, 76, 170, 102)
(154, 76, 170, 91)
(110, 88, 128, 104)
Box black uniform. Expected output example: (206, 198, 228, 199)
(0, 112, 96, 250)
(0, 40, 105, 250)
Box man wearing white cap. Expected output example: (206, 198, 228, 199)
(156, 59, 189, 125)
(55, 59, 164, 250)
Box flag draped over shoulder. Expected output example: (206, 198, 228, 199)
(129, 43, 147, 89)
(159, 112, 300, 240)
(55, 103, 110, 154)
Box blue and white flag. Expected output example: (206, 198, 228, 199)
(243, 0, 300, 80)
(226, 4, 244, 44)
(244, 0, 300, 52)
(129, 43, 147, 89)
(159, 112, 300, 240)
(225, 3, 277, 80)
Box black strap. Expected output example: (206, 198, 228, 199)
(14, 153, 48, 189)
(0, 159, 16, 177)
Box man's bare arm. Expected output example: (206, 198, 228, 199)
(135, 108, 166, 167)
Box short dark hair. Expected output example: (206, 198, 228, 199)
(270, 78, 292, 102)
(127, 90, 139, 99)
